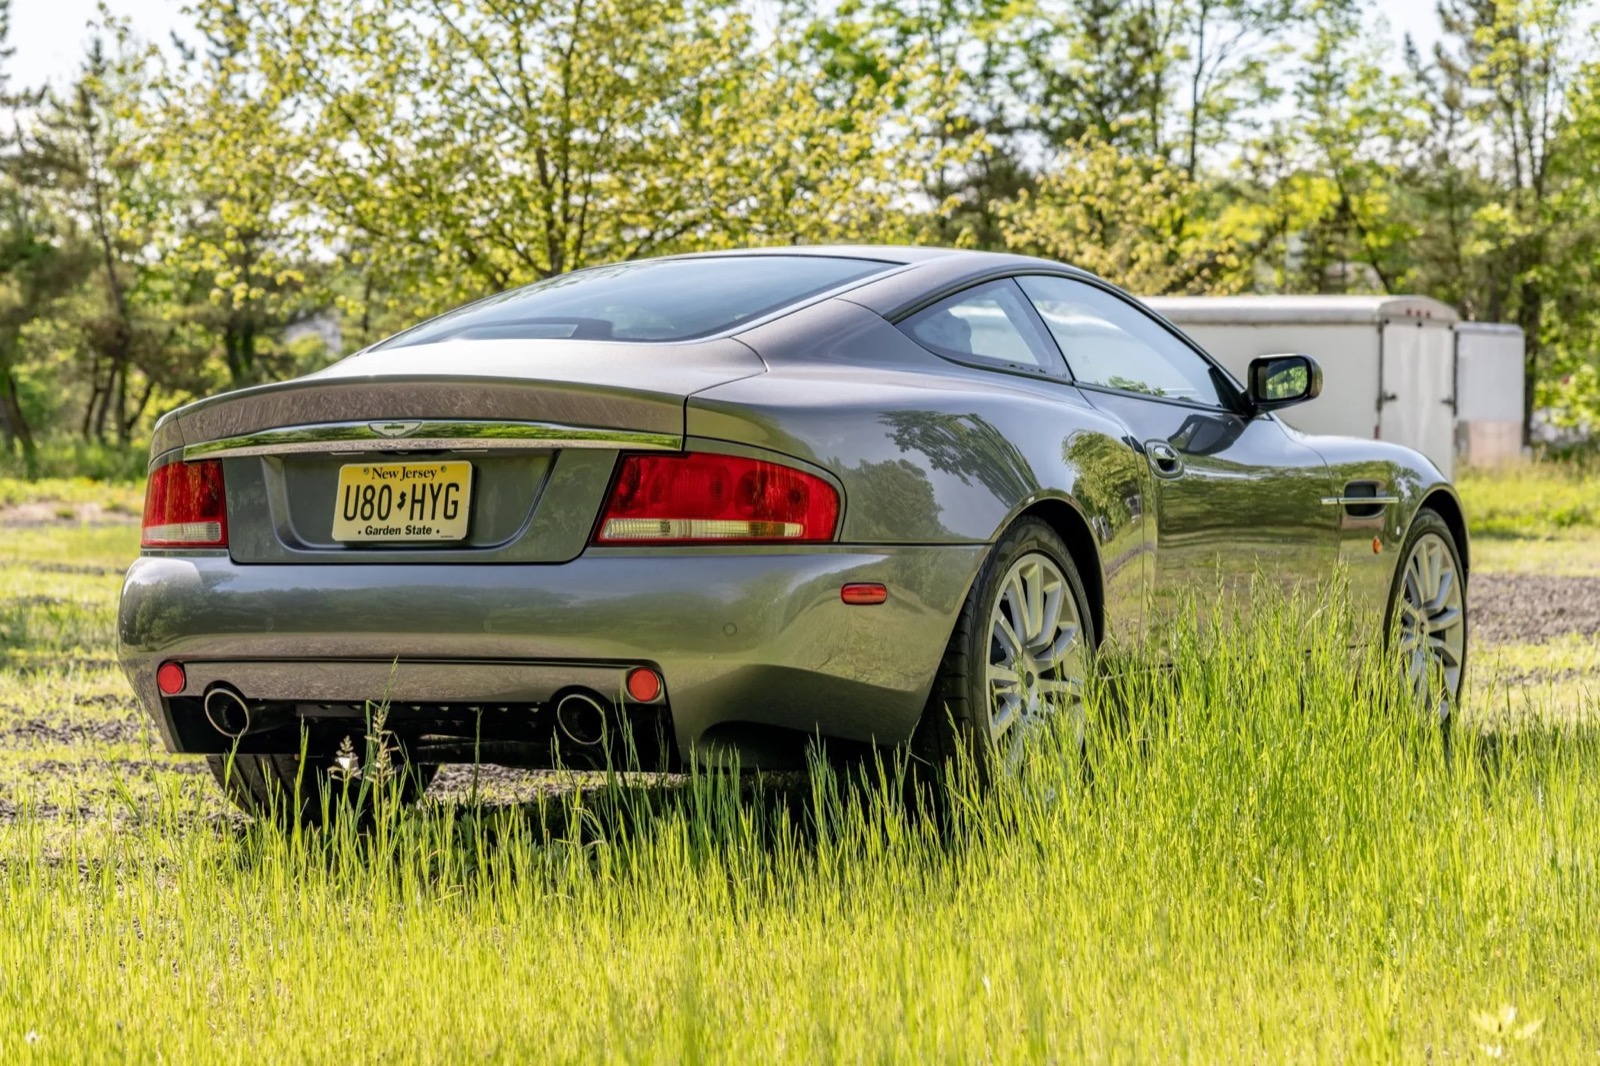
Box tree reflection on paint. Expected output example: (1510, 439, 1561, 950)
(1063, 431, 1145, 529)
(881, 411, 1036, 503)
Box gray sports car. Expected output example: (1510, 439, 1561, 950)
(117, 246, 1468, 818)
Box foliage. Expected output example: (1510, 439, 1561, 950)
(996, 134, 1250, 293)
(141, 3, 329, 388)
(1456, 457, 1599, 537)
(0, 0, 1599, 472)
(220, 0, 979, 321)
(0, 437, 145, 484)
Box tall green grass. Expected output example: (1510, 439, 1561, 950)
(1457, 459, 1599, 538)
(0, 438, 147, 484)
(0, 596, 1594, 1061)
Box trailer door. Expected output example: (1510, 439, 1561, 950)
(1378, 321, 1455, 478)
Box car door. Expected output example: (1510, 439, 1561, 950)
(1014, 274, 1339, 631)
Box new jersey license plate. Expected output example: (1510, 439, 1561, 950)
(332, 461, 473, 542)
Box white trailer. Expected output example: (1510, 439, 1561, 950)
(1453, 321, 1526, 466)
(1143, 295, 1460, 479)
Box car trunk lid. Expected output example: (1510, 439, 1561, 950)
(150, 338, 765, 564)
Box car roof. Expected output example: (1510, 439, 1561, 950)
(645, 246, 1099, 322)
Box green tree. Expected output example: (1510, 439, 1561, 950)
(143, 1, 327, 386)
(1242, 0, 1417, 294)
(217, 0, 971, 323)
(784, 0, 1038, 246)
(31, 29, 176, 444)
(1417, 0, 1596, 439)
(0, 1, 94, 465)
(996, 133, 1250, 293)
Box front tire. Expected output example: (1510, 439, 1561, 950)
(914, 517, 1096, 782)
(206, 753, 438, 825)
(1383, 509, 1468, 724)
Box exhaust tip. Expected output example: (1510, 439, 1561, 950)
(203, 685, 253, 738)
(555, 691, 608, 746)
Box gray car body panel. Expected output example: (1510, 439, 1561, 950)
(1291, 428, 1465, 629)
(118, 245, 1463, 767)
(120, 544, 983, 757)
(689, 297, 1150, 644)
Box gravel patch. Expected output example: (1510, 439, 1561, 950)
(0, 501, 139, 528)
(1490, 667, 1591, 685)
(27, 562, 125, 578)
(428, 764, 604, 803)
(1473, 573, 1600, 646)
(23, 758, 207, 777)
(0, 717, 147, 747)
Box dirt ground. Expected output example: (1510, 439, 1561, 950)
(1471, 573, 1600, 646)
(0, 501, 139, 528)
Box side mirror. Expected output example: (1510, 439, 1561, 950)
(1246, 354, 1322, 413)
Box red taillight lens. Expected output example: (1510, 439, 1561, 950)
(595, 452, 839, 544)
(142, 460, 228, 548)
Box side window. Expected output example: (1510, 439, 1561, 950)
(1017, 275, 1230, 407)
(899, 280, 1058, 372)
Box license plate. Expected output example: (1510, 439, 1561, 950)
(332, 461, 473, 542)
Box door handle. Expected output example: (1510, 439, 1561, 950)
(1146, 440, 1184, 479)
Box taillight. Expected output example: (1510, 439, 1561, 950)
(141, 460, 228, 548)
(595, 452, 839, 544)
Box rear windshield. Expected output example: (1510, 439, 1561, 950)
(378, 255, 890, 348)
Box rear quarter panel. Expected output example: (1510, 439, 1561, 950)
(697, 300, 1153, 645)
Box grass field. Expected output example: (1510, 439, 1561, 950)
(0, 463, 1596, 1061)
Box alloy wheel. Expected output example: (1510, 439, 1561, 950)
(985, 551, 1087, 759)
(1396, 530, 1466, 717)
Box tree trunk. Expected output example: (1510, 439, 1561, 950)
(115, 356, 129, 445)
(0, 384, 13, 451)
(81, 349, 102, 439)
(1517, 277, 1541, 447)
(2, 371, 38, 476)
(224, 323, 244, 385)
(93, 358, 116, 444)
(122, 378, 155, 441)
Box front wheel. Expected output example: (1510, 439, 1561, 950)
(1384, 509, 1468, 724)
(914, 517, 1096, 783)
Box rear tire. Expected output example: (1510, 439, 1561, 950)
(913, 517, 1097, 785)
(206, 753, 438, 826)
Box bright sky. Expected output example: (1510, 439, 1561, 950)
(7, 0, 189, 90)
(7, 0, 1450, 91)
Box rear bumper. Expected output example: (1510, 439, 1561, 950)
(117, 545, 984, 764)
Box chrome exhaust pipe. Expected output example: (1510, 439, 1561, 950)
(555, 691, 608, 746)
(203, 684, 292, 738)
